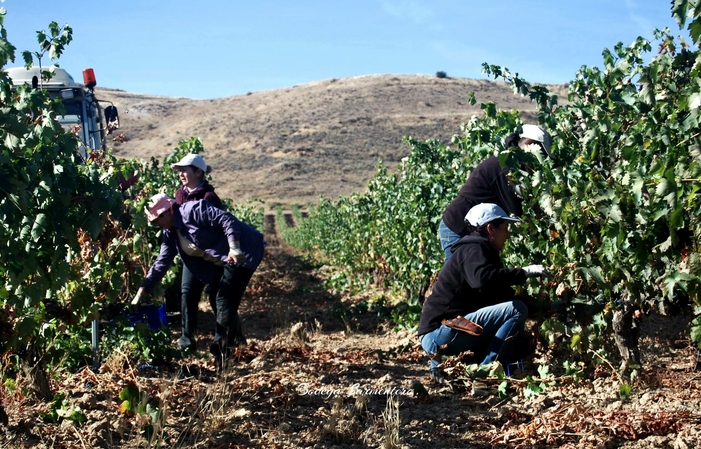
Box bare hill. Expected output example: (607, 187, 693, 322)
(98, 74, 567, 208)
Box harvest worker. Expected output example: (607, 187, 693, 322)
(172, 153, 223, 208)
(170, 153, 227, 352)
(418, 203, 549, 383)
(439, 124, 553, 262)
(132, 193, 265, 365)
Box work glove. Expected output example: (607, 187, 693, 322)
(131, 288, 145, 305)
(523, 264, 550, 278)
(228, 241, 245, 266)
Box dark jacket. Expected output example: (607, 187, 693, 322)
(140, 200, 264, 292)
(441, 133, 522, 236)
(417, 234, 528, 336)
(175, 181, 223, 209)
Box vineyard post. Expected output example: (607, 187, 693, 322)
(92, 319, 100, 370)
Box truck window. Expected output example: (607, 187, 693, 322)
(58, 100, 83, 124)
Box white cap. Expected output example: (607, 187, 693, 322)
(171, 154, 212, 174)
(465, 203, 520, 227)
(520, 124, 553, 158)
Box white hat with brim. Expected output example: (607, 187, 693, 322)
(171, 154, 212, 174)
(520, 124, 553, 159)
(465, 203, 521, 227)
(146, 193, 176, 222)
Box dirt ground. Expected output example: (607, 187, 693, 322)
(1, 221, 700, 449)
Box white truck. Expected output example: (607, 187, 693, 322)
(6, 66, 119, 158)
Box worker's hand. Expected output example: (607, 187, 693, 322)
(523, 264, 550, 278)
(228, 241, 245, 266)
(131, 288, 145, 305)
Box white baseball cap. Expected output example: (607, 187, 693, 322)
(520, 124, 553, 158)
(465, 203, 521, 227)
(171, 154, 212, 174)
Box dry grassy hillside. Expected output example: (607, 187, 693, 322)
(98, 74, 568, 208)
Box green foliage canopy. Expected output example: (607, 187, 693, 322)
(285, 5, 701, 348)
(0, 11, 264, 370)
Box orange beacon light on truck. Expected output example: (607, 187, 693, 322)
(83, 68, 96, 89)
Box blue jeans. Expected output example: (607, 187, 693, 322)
(420, 300, 528, 371)
(438, 219, 462, 263)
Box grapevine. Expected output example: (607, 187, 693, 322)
(283, 7, 701, 358)
(0, 14, 263, 382)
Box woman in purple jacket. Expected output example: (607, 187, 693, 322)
(169, 154, 225, 352)
(132, 194, 265, 364)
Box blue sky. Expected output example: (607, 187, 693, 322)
(1, 0, 682, 99)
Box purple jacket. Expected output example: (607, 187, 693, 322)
(141, 200, 265, 292)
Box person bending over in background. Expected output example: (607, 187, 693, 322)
(419, 203, 549, 383)
(439, 124, 554, 262)
(170, 154, 227, 352)
(132, 194, 265, 366)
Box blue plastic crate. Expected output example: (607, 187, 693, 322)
(127, 303, 167, 331)
(505, 359, 528, 377)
